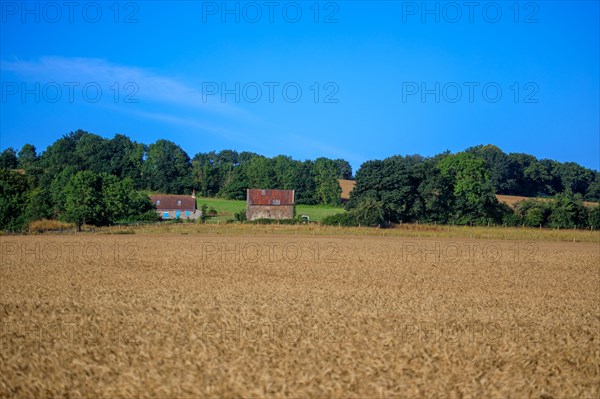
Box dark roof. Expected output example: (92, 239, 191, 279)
(149, 195, 196, 211)
(247, 189, 295, 206)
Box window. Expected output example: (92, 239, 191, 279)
(156, 200, 161, 205)
(177, 200, 182, 206)
(272, 199, 281, 205)
(163, 212, 169, 218)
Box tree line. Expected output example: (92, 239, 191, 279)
(0, 131, 598, 231)
(323, 149, 600, 229)
(0, 130, 349, 230)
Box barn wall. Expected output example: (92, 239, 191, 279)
(246, 205, 294, 221)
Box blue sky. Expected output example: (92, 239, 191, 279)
(1, 0, 598, 173)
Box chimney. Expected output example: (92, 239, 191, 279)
(192, 189, 196, 199)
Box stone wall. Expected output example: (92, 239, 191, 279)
(246, 205, 294, 221)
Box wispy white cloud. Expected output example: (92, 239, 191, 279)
(125, 109, 233, 136)
(1, 56, 364, 163)
(0, 56, 249, 118)
(286, 133, 365, 165)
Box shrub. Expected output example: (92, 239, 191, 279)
(548, 192, 588, 229)
(322, 198, 386, 227)
(588, 205, 600, 229)
(515, 199, 551, 227)
(234, 210, 247, 222)
(502, 211, 521, 227)
(525, 207, 546, 227)
(199, 204, 208, 223)
(28, 219, 74, 233)
(321, 212, 357, 227)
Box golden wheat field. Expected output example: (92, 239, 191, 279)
(1, 231, 599, 398)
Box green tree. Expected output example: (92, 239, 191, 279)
(108, 134, 146, 186)
(0, 148, 18, 169)
(62, 171, 155, 229)
(40, 130, 87, 177)
(217, 151, 249, 200)
(348, 156, 428, 223)
(313, 158, 342, 206)
(438, 152, 503, 224)
(523, 159, 558, 196)
(334, 159, 353, 179)
(192, 151, 220, 197)
(585, 175, 600, 202)
(219, 179, 247, 200)
(101, 174, 155, 222)
(17, 144, 38, 170)
(272, 155, 297, 189)
(23, 187, 53, 223)
(143, 140, 193, 194)
(467, 144, 517, 194)
(514, 199, 550, 227)
(526, 207, 545, 227)
(588, 205, 600, 229)
(0, 170, 34, 230)
(506, 153, 539, 196)
(49, 166, 78, 217)
(352, 197, 385, 227)
(245, 156, 275, 189)
(553, 162, 595, 196)
(75, 133, 113, 173)
(63, 171, 104, 230)
(322, 198, 385, 227)
(293, 160, 317, 205)
(548, 192, 588, 229)
(438, 153, 489, 204)
(101, 174, 131, 223)
(415, 160, 454, 223)
(348, 160, 384, 209)
(379, 155, 424, 221)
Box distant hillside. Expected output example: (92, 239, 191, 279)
(339, 183, 600, 209)
(338, 179, 356, 201)
(496, 194, 599, 208)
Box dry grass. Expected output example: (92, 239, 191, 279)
(99, 222, 600, 243)
(1, 234, 598, 397)
(496, 194, 599, 208)
(27, 219, 74, 234)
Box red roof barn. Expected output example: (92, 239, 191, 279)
(246, 189, 295, 221)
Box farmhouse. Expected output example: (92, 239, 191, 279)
(246, 189, 295, 221)
(149, 192, 201, 220)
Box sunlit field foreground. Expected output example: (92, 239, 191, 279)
(1, 231, 599, 397)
